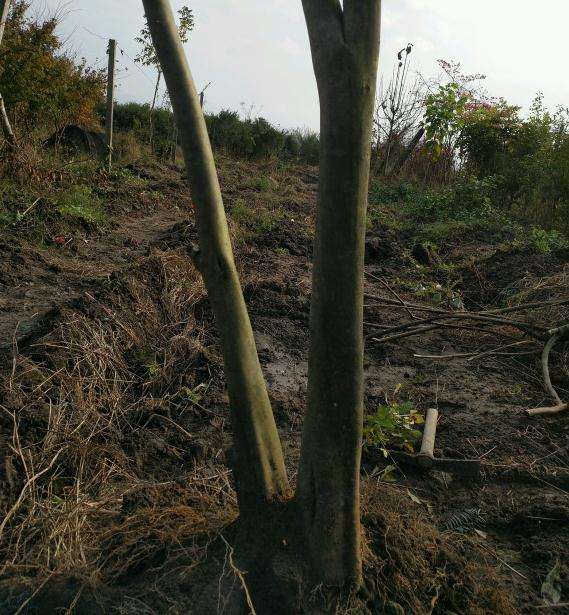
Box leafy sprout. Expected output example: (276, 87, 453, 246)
(364, 401, 424, 457)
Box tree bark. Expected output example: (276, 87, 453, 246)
(0, 94, 15, 147)
(0, 0, 15, 148)
(141, 0, 289, 513)
(297, 0, 381, 588)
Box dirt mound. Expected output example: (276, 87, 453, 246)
(460, 245, 569, 308)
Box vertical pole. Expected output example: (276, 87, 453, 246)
(0, 0, 15, 148)
(0, 0, 10, 44)
(199, 91, 204, 108)
(105, 39, 117, 171)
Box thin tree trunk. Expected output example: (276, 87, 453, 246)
(297, 0, 381, 588)
(387, 124, 424, 175)
(141, 0, 289, 513)
(0, 0, 15, 148)
(0, 94, 15, 146)
(149, 69, 161, 149)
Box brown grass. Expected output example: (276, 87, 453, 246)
(0, 250, 236, 607)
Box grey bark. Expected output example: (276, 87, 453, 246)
(0, 0, 9, 44)
(149, 69, 161, 149)
(297, 0, 382, 588)
(140, 0, 289, 512)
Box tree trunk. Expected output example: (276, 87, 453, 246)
(0, 94, 15, 147)
(149, 69, 161, 149)
(297, 0, 381, 588)
(0, 0, 15, 148)
(141, 0, 289, 514)
(387, 124, 424, 175)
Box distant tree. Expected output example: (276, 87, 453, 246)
(0, 1, 105, 134)
(135, 5, 193, 146)
(374, 44, 424, 174)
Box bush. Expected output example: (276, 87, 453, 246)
(112, 103, 320, 165)
(0, 1, 105, 134)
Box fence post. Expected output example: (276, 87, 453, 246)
(0, 0, 10, 43)
(105, 39, 117, 171)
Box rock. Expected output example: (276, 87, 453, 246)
(412, 242, 436, 266)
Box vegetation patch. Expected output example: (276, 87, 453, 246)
(56, 185, 106, 225)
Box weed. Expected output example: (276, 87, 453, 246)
(364, 401, 424, 456)
(57, 185, 105, 224)
(247, 175, 273, 192)
(527, 226, 569, 253)
(230, 197, 283, 243)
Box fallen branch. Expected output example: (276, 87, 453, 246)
(527, 333, 568, 416)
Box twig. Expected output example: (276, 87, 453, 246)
(151, 413, 195, 439)
(413, 340, 536, 362)
(0, 448, 63, 539)
(477, 543, 528, 580)
(14, 572, 55, 615)
(366, 272, 416, 319)
(371, 312, 545, 341)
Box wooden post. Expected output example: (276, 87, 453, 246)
(0, 0, 10, 44)
(0, 0, 15, 148)
(105, 39, 117, 171)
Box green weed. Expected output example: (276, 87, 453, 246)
(527, 226, 569, 253)
(364, 401, 424, 457)
(57, 186, 105, 224)
(247, 175, 273, 192)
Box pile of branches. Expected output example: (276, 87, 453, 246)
(364, 288, 569, 416)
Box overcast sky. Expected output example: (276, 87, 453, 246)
(41, 0, 569, 131)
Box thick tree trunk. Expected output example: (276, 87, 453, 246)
(141, 0, 288, 513)
(297, 0, 381, 588)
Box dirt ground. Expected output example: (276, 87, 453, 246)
(0, 155, 568, 614)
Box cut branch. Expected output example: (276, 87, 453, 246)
(527, 334, 568, 416)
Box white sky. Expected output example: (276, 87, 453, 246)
(40, 0, 569, 131)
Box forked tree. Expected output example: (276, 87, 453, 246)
(141, 0, 381, 596)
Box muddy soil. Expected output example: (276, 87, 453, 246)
(0, 156, 568, 614)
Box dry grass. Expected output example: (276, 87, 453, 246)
(357, 481, 517, 614)
(0, 250, 237, 608)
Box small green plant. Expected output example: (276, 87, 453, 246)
(364, 401, 424, 456)
(231, 198, 283, 243)
(527, 227, 569, 253)
(247, 175, 272, 192)
(57, 186, 105, 224)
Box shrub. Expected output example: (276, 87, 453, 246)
(527, 227, 569, 254)
(0, 1, 105, 134)
(57, 186, 105, 224)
